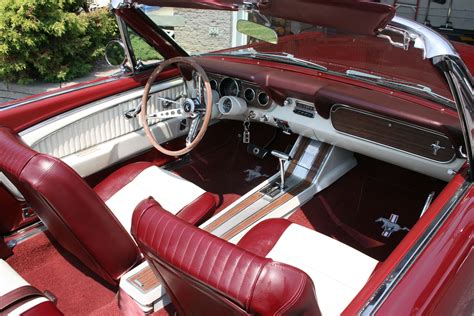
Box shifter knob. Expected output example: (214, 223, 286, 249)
(271, 150, 292, 190)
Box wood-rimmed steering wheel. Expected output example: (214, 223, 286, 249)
(140, 57, 213, 157)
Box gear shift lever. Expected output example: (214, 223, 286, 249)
(271, 150, 292, 190)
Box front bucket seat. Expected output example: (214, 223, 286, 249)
(0, 126, 216, 284)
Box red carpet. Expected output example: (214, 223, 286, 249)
(6, 232, 121, 315)
(289, 154, 446, 261)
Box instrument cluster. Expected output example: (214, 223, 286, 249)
(208, 74, 272, 109)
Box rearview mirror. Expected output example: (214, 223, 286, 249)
(237, 20, 278, 44)
(105, 40, 126, 67)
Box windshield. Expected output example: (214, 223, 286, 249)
(138, 6, 453, 102)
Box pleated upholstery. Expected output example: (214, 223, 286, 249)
(32, 84, 185, 158)
(132, 198, 320, 316)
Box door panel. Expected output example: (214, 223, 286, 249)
(20, 78, 188, 177)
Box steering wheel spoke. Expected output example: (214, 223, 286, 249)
(148, 108, 184, 121)
(186, 114, 203, 146)
(155, 96, 183, 106)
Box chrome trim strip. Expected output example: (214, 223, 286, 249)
(5, 221, 46, 246)
(388, 16, 459, 59)
(359, 179, 471, 315)
(331, 104, 457, 164)
(0, 77, 122, 111)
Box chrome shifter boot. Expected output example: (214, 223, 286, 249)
(271, 150, 292, 190)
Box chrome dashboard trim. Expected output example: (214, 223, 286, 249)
(359, 179, 471, 315)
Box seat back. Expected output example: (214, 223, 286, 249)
(0, 127, 140, 284)
(132, 198, 320, 316)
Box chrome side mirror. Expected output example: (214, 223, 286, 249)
(105, 40, 127, 67)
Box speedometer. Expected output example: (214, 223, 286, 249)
(219, 78, 240, 97)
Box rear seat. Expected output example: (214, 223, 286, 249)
(0, 260, 62, 316)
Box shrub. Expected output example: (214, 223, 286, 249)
(0, 0, 118, 84)
(129, 29, 163, 62)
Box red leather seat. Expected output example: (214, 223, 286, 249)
(132, 198, 320, 316)
(0, 127, 216, 285)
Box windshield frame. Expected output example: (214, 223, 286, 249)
(118, 6, 458, 108)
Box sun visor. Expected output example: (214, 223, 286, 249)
(258, 0, 395, 35)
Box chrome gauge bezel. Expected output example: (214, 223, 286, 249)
(258, 92, 270, 106)
(210, 79, 219, 91)
(244, 88, 256, 102)
(219, 78, 240, 97)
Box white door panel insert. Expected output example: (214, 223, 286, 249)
(20, 78, 187, 176)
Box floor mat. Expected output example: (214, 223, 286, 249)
(289, 154, 447, 261)
(6, 232, 120, 316)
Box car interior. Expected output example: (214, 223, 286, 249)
(0, 4, 469, 315)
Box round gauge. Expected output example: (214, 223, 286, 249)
(219, 78, 240, 97)
(221, 98, 232, 113)
(258, 92, 270, 106)
(210, 79, 218, 91)
(244, 88, 256, 102)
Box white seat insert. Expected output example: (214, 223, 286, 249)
(266, 224, 379, 316)
(105, 166, 205, 234)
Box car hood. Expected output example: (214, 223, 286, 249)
(134, 0, 395, 35)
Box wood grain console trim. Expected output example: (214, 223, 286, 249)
(331, 105, 456, 163)
(127, 266, 160, 293)
(202, 192, 264, 232)
(220, 143, 330, 241)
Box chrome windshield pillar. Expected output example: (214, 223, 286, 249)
(387, 16, 473, 179)
(438, 56, 474, 179)
(387, 16, 459, 59)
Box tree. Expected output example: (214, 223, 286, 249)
(0, 0, 118, 84)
